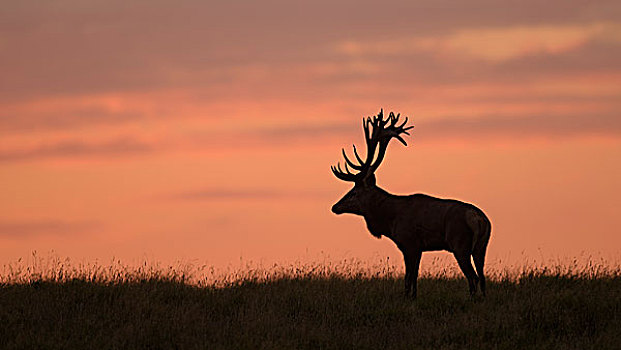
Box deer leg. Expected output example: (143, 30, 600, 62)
(403, 250, 422, 299)
(409, 251, 422, 299)
(454, 252, 479, 297)
(403, 262, 412, 297)
(472, 251, 487, 297)
(402, 251, 412, 297)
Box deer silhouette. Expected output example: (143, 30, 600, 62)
(331, 110, 491, 299)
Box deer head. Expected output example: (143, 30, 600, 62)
(331, 109, 413, 215)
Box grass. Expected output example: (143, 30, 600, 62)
(0, 256, 620, 349)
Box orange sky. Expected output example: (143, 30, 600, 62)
(1, 1, 620, 270)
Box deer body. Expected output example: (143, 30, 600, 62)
(331, 110, 491, 299)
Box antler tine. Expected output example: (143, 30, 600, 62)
(331, 162, 358, 182)
(365, 114, 383, 167)
(331, 166, 353, 182)
(363, 117, 371, 142)
(344, 162, 355, 174)
(389, 112, 399, 126)
(394, 134, 408, 146)
(352, 144, 364, 165)
(387, 112, 404, 127)
(342, 148, 363, 170)
(392, 115, 413, 141)
(397, 116, 409, 130)
(375, 109, 389, 128)
(342, 162, 357, 177)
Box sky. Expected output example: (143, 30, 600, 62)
(1, 1, 620, 271)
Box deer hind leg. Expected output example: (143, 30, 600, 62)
(454, 252, 479, 297)
(472, 219, 490, 298)
(472, 250, 487, 297)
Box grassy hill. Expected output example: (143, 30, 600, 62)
(1, 261, 620, 349)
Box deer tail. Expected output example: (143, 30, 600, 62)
(468, 209, 491, 255)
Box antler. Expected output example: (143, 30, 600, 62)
(332, 109, 413, 182)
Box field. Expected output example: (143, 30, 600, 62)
(1, 256, 620, 349)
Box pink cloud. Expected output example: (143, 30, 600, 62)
(338, 22, 621, 62)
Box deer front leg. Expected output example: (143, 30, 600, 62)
(403, 250, 422, 299)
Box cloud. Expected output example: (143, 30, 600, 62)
(0, 138, 152, 162)
(418, 113, 621, 141)
(448, 23, 621, 62)
(0, 105, 140, 133)
(2, 0, 619, 102)
(170, 188, 332, 201)
(337, 22, 621, 62)
(252, 122, 354, 139)
(0, 220, 98, 238)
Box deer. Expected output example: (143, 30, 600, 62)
(331, 109, 491, 299)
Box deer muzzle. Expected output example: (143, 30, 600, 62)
(331, 202, 344, 215)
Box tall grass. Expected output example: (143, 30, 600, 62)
(1, 253, 620, 349)
(3, 251, 618, 286)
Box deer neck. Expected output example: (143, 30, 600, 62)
(361, 186, 397, 238)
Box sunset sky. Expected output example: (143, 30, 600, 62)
(1, 1, 620, 270)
